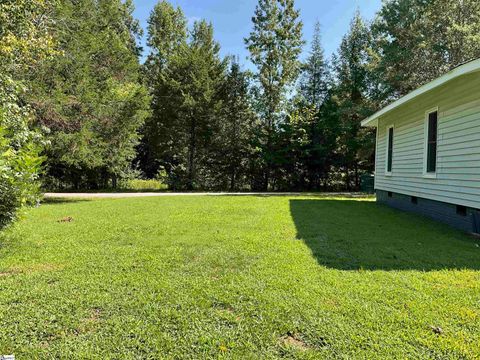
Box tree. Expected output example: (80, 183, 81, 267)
(26, 0, 149, 189)
(333, 12, 376, 190)
(145, 14, 227, 190)
(0, 0, 54, 226)
(144, 1, 188, 84)
(298, 21, 329, 109)
(211, 59, 257, 190)
(245, 0, 304, 190)
(270, 106, 315, 190)
(373, 0, 480, 100)
(284, 21, 334, 190)
(182, 20, 227, 189)
(139, 1, 188, 179)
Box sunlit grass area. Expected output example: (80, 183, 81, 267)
(0, 196, 479, 359)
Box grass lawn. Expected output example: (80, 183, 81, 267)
(1, 196, 479, 359)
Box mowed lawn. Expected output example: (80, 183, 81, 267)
(1, 196, 479, 359)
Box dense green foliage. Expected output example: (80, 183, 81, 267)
(3, 0, 480, 224)
(28, 0, 149, 190)
(1, 0, 149, 225)
(372, 0, 480, 99)
(159, 20, 227, 190)
(142, 0, 480, 191)
(0, 80, 44, 228)
(332, 13, 377, 190)
(1, 195, 479, 357)
(245, 0, 304, 190)
(298, 22, 329, 109)
(142, 1, 256, 190)
(0, 0, 54, 227)
(214, 61, 257, 190)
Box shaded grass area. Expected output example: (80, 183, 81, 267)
(0, 196, 479, 359)
(290, 199, 480, 271)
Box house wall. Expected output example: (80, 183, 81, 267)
(375, 71, 480, 213)
(376, 190, 479, 233)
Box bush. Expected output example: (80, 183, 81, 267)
(120, 179, 168, 191)
(0, 78, 44, 228)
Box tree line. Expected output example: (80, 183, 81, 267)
(2, 0, 480, 225)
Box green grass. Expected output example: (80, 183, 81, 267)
(0, 196, 479, 359)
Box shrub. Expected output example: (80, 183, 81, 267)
(120, 179, 168, 191)
(0, 78, 44, 228)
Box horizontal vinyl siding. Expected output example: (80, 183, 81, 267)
(375, 71, 480, 209)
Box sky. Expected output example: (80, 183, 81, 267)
(132, 0, 382, 67)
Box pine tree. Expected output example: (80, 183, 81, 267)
(146, 16, 227, 190)
(299, 21, 329, 109)
(183, 20, 227, 189)
(333, 12, 376, 190)
(288, 21, 333, 190)
(139, 1, 188, 178)
(245, 0, 304, 190)
(211, 59, 256, 190)
(144, 1, 187, 84)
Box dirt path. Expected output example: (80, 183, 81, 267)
(44, 192, 367, 199)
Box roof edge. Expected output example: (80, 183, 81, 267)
(361, 58, 480, 127)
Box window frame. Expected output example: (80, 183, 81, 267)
(423, 108, 439, 178)
(385, 124, 394, 176)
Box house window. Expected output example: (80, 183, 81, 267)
(426, 111, 438, 173)
(386, 126, 394, 174)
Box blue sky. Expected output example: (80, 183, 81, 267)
(133, 0, 382, 67)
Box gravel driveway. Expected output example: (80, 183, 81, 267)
(44, 192, 366, 199)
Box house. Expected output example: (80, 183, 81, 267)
(362, 59, 480, 234)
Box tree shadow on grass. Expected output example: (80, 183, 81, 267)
(41, 198, 91, 205)
(290, 199, 480, 271)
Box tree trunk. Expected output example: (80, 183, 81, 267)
(187, 113, 196, 190)
(345, 164, 350, 191)
(230, 110, 238, 191)
(354, 163, 359, 191)
(230, 169, 236, 192)
(263, 168, 270, 191)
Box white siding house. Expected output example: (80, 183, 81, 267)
(362, 59, 480, 233)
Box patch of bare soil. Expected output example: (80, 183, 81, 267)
(87, 308, 102, 322)
(76, 308, 103, 335)
(0, 271, 14, 277)
(280, 332, 309, 351)
(430, 325, 444, 335)
(7, 263, 64, 275)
